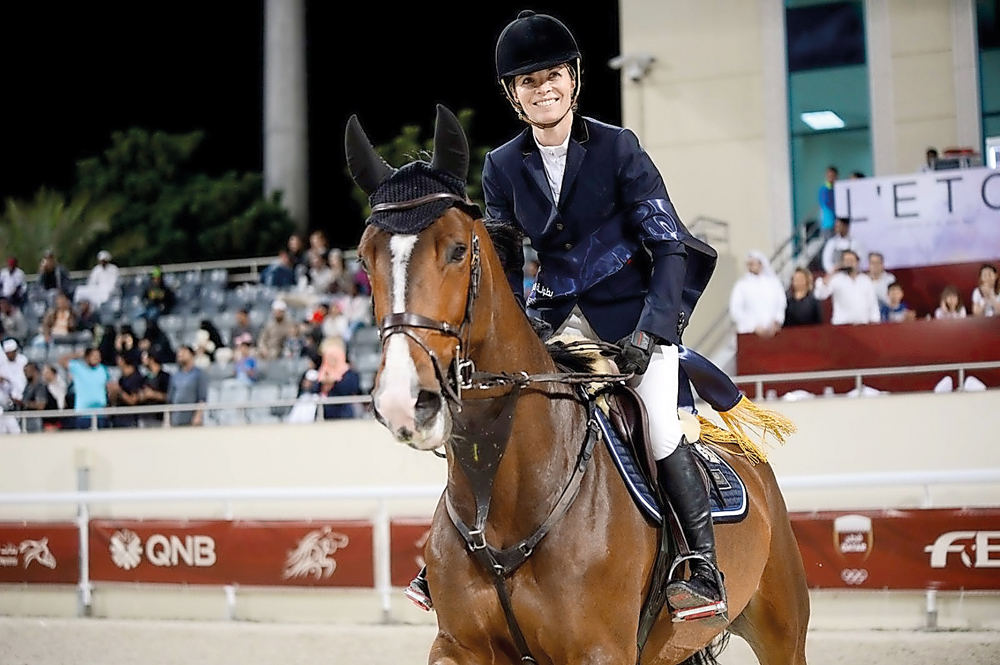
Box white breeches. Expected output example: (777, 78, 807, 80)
(557, 308, 683, 461)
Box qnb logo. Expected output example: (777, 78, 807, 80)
(109, 530, 218, 570)
(924, 531, 1000, 569)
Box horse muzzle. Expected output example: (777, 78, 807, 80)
(373, 383, 451, 450)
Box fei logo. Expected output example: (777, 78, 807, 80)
(109, 529, 217, 570)
(924, 531, 1000, 569)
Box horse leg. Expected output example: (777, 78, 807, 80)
(728, 512, 809, 665)
(428, 631, 490, 665)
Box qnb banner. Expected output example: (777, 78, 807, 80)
(89, 520, 374, 587)
(0, 523, 79, 584)
(833, 166, 1000, 269)
(791, 508, 1000, 590)
(390, 518, 432, 588)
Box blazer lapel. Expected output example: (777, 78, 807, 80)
(522, 148, 555, 208)
(559, 116, 590, 209)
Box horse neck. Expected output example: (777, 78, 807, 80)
(446, 236, 589, 539)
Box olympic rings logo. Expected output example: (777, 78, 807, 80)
(840, 568, 869, 585)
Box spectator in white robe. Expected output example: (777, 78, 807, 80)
(74, 250, 119, 306)
(728, 251, 787, 337)
(814, 250, 881, 325)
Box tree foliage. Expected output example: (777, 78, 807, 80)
(0, 128, 295, 270)
(73, 128, 294, 268)
(348, 108, 488, 220)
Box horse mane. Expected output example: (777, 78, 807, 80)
(483, 217, 524, 274)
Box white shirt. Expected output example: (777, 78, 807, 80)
(868, 270, 896, 305)
(0, 352, 28, 401)
(814, 272, 881, 325)
(0, 267, 26, 299)
(535, 133, 570, 205)
(972, 287, 999, 317)
(729, 272, 787, 334)
(85, 263, 120, 301)
(821, 235, 864, 274)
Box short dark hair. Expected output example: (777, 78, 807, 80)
(841, 249, 859, 261)
(887, 281, 903, 291)
(835, 217, 850, 226)
(868, 251, 883, 261)
(178, 345, 195, 355)
(828, 166, 839, 175)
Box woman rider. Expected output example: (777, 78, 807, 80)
(407, 10, 728, 623)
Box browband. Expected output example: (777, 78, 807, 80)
(370, 192, 472, 214)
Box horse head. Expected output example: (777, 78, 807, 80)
(346, 106, 501, 450)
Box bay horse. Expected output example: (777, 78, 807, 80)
(347, 106, 809, 665)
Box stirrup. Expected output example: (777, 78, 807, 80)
(666, 553, 728, 623)
(404, 579, 434, 612)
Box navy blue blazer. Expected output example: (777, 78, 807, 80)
(482, 115, 717, 345)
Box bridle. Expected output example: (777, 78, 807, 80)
(371, 193, 482, 405)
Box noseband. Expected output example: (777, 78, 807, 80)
(372, 194, 482, 405)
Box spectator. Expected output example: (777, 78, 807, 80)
(934, 285, 967, 319)
(0, 297, 29, 345)
(231, 307, 255, 345)
(315, 337, 361, 419)
(304, 251, 335, 295)
(821, 218, 864, 275)
(20, 362, 58, 432)
(141, 267, 176, 322)
(74, 250, 119, 307)
(728, 250, 786, 337)
(61, 347, 111, 429)
(813, 250, 881, 325)
(784, 267, 823, 327)
(37, 249, 73, 299)
(0, 258, 27, 306)
(168, 345, 208, 427)
(865, 252, 894, 306)
(921, 147, 939, 172)
(103, 323, 139, 368)
(326, 248, 347, 289)
(0, 339, 28, 407)
(314, 301, 350, 343)
(260, 250, 296, 288)
(139, 318, 176, 365)
(298, 367, 320, 398)
(75, 299, 99, 334)
(200, 319, 226, 359)
(138, 351, 170, 427)
(232, 334, 260, 384)
(818, 166, 838, 237)
(108, 351, 146, 428)
(257, 300, 296, 360)
(880, 282, 916, 323)
(42, 364, 67, 412)
(37, 293, 77, 346)
(336, 277, 374, 339)
(191, 329, 216, 370)
(287, 234, 308, 276)
(972, 263, 1000, 317)
(306, 230, 330, 267)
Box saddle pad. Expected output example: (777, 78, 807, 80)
(594, 409, 748, 526)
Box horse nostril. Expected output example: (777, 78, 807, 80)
(414, 390, 442, 428)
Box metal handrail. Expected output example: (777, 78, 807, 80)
(734, 360, 1000, 400)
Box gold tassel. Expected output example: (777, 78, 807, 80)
(699, 396, 796, 465)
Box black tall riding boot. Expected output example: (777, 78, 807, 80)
(656, 440, 728, 622)
(404, 566, 433, 611)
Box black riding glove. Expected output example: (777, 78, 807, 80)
(529, 316, 554, 341)
(615, 329, 656, 376)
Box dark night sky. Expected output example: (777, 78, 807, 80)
(1, 1, 620, 250)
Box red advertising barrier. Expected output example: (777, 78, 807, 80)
(790, 508, 1000, 590)
(0, 523, 79, 584)
(89, 520, 373, 587)
(390, 518, 432, 587)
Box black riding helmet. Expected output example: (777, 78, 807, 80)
(495, 10, 582, 125)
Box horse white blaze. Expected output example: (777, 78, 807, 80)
(374, 235, 421, 440)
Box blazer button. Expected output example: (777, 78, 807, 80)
(555, 222, 564, 231)
(564, 242, 573, 250)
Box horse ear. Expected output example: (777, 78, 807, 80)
(345, 114, 392, 195)
(431, 105, 470, 183)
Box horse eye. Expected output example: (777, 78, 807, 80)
(449, 245, 468, 263)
